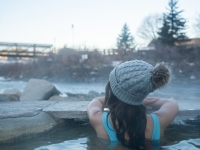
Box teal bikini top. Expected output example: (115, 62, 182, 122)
(102, 112, 160, 141)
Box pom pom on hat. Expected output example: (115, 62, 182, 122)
(151, 63, 171, 89)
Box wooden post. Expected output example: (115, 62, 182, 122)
(33, 44, 36, 57)
(33, 44, 36, 64)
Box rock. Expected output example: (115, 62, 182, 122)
(20, 79, 60, 101)
(7, 95, 20, 101)
(0, 94, 9, 102)
(0, 94, 20, 102)
(66, 92, 85, 98)
(0, 101, 58, 143)
(3, 88, 22, 97)
(88, 90, 99, 96)
(0, 101, 56, 119)
(0, 112, 57, 143)
(190, 75, 196, 80)
(82, 90, 100, 101)
(49, 95, 85, 101)
(43, 101, 90, 119)
(66, 91, 102, 101)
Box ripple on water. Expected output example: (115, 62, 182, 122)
(161, 138, 200, 150)
(34, 138, 87, 150)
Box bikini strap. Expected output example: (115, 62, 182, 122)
(149, 113, 160, 140)
(102, 112, 118, 141)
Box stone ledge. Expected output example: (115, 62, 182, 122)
(43, 101, 90, 119)
(0, 100, 199, 120)
(0, 101, 57, 119)
(0, 100, 199, 143)
(0, 112, 57, 143)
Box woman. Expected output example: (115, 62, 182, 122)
(87, 60, 179, 149)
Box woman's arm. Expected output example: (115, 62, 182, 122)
(154, 99, 179, 129)
(87, 97, 105, 127)
(143, 97, 179, 129)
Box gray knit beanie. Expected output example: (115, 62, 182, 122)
(109, 60, 170, 105)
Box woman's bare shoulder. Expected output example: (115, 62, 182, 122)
(87, 97, 104, 127)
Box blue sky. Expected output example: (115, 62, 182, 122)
(0, 0, 200, 49)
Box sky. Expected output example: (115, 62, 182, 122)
(0, 0, 200, 50)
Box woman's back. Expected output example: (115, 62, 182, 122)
(88, 97, 178, 148)
(101, 112, 160, 141)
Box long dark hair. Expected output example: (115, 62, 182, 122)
(103, 82, 147, 149)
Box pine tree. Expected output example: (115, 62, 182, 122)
(158, 0, 187, 46)
(158, 14, 171, 45)
(117, 23, 134, 54)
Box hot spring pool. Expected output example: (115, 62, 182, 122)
(0, 117, 200, 150)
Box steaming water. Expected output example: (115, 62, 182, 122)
(0, 78, 106, 95)
(0, 78, 200, 149)
(0, 119, 200, 150)
(0, 78, 199, 101)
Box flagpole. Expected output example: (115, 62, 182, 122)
(72, 24, 74, 49)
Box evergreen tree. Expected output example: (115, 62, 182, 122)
(158, 14, 171, 45)
(158, 0, 187, 46)
(117, 23, 134, 54)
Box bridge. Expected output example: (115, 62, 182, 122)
(0, 42, 53, 58)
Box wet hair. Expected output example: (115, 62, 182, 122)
(103, 82, 147, 149)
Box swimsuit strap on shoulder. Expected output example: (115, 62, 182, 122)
(102, 112, 118, 141)
(149, 113, 160, 140)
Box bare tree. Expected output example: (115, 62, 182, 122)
(137, 14, 162, 45)
(193, 14, 200, 37)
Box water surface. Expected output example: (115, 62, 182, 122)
(1, 118, 200, 150)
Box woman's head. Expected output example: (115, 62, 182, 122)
(109, 60, 171, 106)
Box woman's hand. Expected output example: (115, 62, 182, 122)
(142, 97, 160, 110)
(144, 97, 179, 129)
